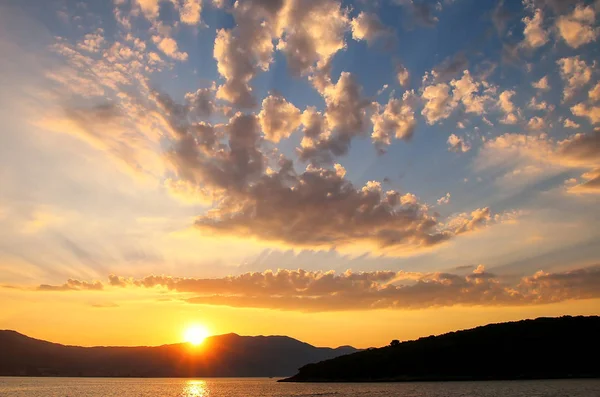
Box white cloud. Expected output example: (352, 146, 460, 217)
(589, 82, 600, 102)
(447, 134, 471, 153)
(527, 116, 546, 130)
(450, 70, 490, 115)
(421, 83, 457, 124)
(258, 95, 302, 142)
(180, 0, 203, 25)
(397, 64, 410, 87)
(532, 76, 550, 91)
(351, 11, 392, 43)
(371, 91, 417, 149)
(564, 118, 580, 129)
(152, 36, 188, 61)
(571, 103, 600, 124)
(437, 192, 451, 205)
(556, 5, 598, 48)
(521, 8, 549, 49)
(558, 56, 593, 101)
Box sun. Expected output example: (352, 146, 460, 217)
(184, 325, 210, 346)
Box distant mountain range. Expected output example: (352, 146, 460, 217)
(281, 316, 600, 382)
(0, 331, 357, 377)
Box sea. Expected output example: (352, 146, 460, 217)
(1, 378, 599, 397)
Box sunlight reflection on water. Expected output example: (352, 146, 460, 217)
(183, 380, 209, 397)
(1, 377, 600, 397)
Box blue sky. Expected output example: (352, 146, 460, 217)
(0, 0, 599, 345)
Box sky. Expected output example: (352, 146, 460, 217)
(0, 0, 599, 349)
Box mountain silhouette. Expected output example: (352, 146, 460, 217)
(0, 331, 357, 377)
(281, 316, 600, 382)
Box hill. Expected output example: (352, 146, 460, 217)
(281, 316, 600, 382)
(0, 331, 357, 377)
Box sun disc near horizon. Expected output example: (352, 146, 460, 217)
(184, 325, 210, 346)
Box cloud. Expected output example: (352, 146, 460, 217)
(528, 97, 549, 111)
(527, 116, 546, 130)
(447, 134, 471, 153)
(421, 83, 456, 124)
(425, 52, 468, 83)
(43, 265, 600, 311)
(78, 29, 105, 53)
(396, 63, 410, 87)
(497, 90, 520, 124)
(38, 279, 103, 291)
(532, 76, 550, 91)
(590, 83, 600, 102)
(558, 56, 593, 101)
(450, 70, 491, 115)
(521, 8, 549, 49)
(258, 94, 301, 142)
(563, 118, 580, 129)
(568, 168, 600, 194)
(395, 0, 440, 27)
(571, 103, 600, 124)
(350, 11, 393, 44)
(371, 91, 417, 150)
(179, 0, 203, 25)
(193, 165, 452, 250)
(556, 4, 598, 49)
(152, 36, 188, 61)
(298, 72, 372, 164)
(478, 131, 600, 194)
(437, 193, 451, 205)
(134, 0, 161, 21)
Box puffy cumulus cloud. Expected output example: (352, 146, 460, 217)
(447, 134, 471, 153)
(38, 279, 103, 291)
(152, 36, 188, 61)
(193, 164, 451, 250)
(445, 207, 493, 235)
(450, 70, 492, 115)
(571, 102, 600, 124)
(258, 94, 301, 142)
(556, 4, 598, 49)
(179, 0, 203, 25)
(371, 91, 417, 150)
(437, 193, 451, 205)
(497, 90, 520, 124)
(213, 0, 283, 108)
(298, 72, 372, 164)
(77, 29, 105, 53)
(278, 0, 350, 79)
(213, 0, 350, 107)
(423, 52, 468, 84)
(44, 265, 600, 311)
(497, 90, 516, 113)
(350, 11, 393, 44)
(528, 97, 549, 111)
(527, 116, 546, 130)
(397, 64, 410, 87)
(558, 56, 593, 102)
(134, 0, 161, 20)
(564, 118, 580, 129)
(590, 82, 600, 102)
(421, 83, 456, 124)
(532, 76, 550, 91)
(521, 8, 549, 49)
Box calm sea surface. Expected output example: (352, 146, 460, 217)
(0, 377, 598, 397)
